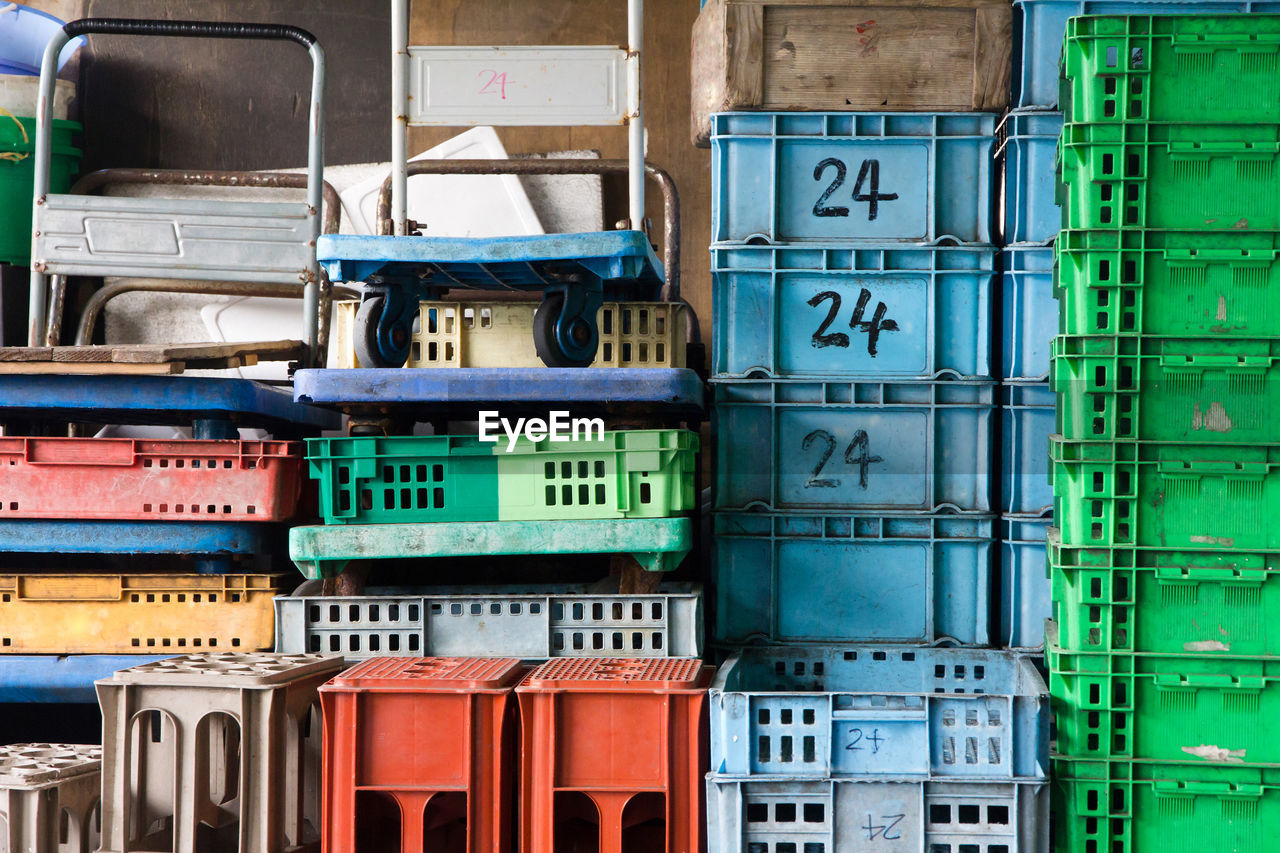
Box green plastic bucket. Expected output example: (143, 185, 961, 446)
(0, 114, 80, 265)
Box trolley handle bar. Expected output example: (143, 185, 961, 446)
(62, 18, 316, 47)
(29, 18, 327, 363)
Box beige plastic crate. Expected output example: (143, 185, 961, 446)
(0, 743, 102, 853)
(331, 300, 688, 368)
(95, 653, 345, 853)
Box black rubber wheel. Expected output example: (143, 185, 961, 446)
(533, 293, 597, 368)
(353, 294, 412, 368)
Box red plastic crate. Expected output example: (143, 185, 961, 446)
(0, 437, 304, 521)
(319, 657, 524, 853)
(516, 657, 712, 853)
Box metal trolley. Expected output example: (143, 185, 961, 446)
(319, 0, 667, 369)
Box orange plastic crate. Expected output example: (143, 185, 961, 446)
(516, 657, 712, 853)
(0, 437, 304, 521)
(319, 657, 524, 853)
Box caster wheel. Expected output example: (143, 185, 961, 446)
(533, 293, 597, 368)
(354, 294, 412, 368)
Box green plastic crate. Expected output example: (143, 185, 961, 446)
(307, 429, 698, 524)
(0, 116, 79, 265)
(1049, 622, 1280, 766)
(1055, 229, 1280, 338)
(1051, 335, 1280, 443)
(1061, 15, 1280, 126)
(1057, 122, 1280, 231)
(288, 517, 693, 578)
(1050, 437, 1280, 551)
(1053, 756, 1280, 853)
(1050, 528, 1280, 658)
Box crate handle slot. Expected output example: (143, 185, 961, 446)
(23, 437, 136, 466)
(1154, 779, 1263, 798)
(1155, 566, 1268, 584)
(1158, 460, 1268, 478)
(1158, 354, 1273, 371)
(16, 574, 124, 601)
(1154, 672, 1264, 691)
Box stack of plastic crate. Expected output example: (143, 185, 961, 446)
(1051, 14, 1280, 849)
(280, 427, 704, 660)
(708, 111, 1054, 849)
(1000, 1, 1279, 658)
(0, 387, 335, 703)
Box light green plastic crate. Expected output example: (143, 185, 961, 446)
(1051, 437, 1280, 551)
(307, 429, 698, 524)
(1054, 756, 1280, 853)
(1054, 229, 1280, 339)
(1061, 15, 1280, 125)
(1049, 621, 1280, 766)
(1049, 528, 1280, 658)
(1051, 334, 1280, 444)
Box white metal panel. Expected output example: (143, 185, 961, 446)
(407, 45, 629, 126)
(33, 194, 317, 284)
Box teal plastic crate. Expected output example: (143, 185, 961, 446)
(1058, 122, 1280, 231)
(1051, 527, 1280, 657)
(1052, 335, 1280, 444)
(1061, 14, 1280, 125)
(1055, 229, 1280, 338)
(712, 244, 996, 381)
(1051, 437, 1280, 551)
(713, 379, 995, 513)
(307, 429, 697, 524)
(711, 112, 996, 245)
(713, 512, 996, 646)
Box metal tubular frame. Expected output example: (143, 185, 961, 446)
(63, 170, 349, 360)
(388, 0, 645, 234)
(29, 19, 326, 365)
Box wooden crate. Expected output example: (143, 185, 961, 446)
(691, 0, 1011, 146)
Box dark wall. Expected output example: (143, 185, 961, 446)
(80, 0, 390, 171)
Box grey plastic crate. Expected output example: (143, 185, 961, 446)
(274, 583, 703, 660)
(707, 775, 1049, 853)
(0, 744, 102, 853)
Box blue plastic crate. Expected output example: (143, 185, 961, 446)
(0, 655, 169, 703)
(711, 112, 996, 245)
(710, 645, 1049, 779)
(1000, 382, 1054, 516)
(1001, 246, 1054, 382)
(999, 111, 1062, 246)
(293, 366, 706, 421)
(712, 245, 996, 381)
(708, 776, 1049, 853)
(1012, 0, 1280, 109)
(713, 512, 995, 646)
(713, 379, 995, 513)
(1000, 514, 1052, 651)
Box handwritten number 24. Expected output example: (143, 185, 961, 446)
(813, 157, 899, 221)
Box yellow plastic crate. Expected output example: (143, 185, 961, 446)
(331, 300, 688, 368)
(0, 573, 283, 654)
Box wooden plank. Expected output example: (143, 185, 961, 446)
(973, 5, 1013, 111)
(764, 6, 978, 110)
(108, 340, 303, 364)
(0, 361, 184, 375)
(0, 348, 54, 362)
(692, 0, 1011, 143)
(731, 0, 1011, 10)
